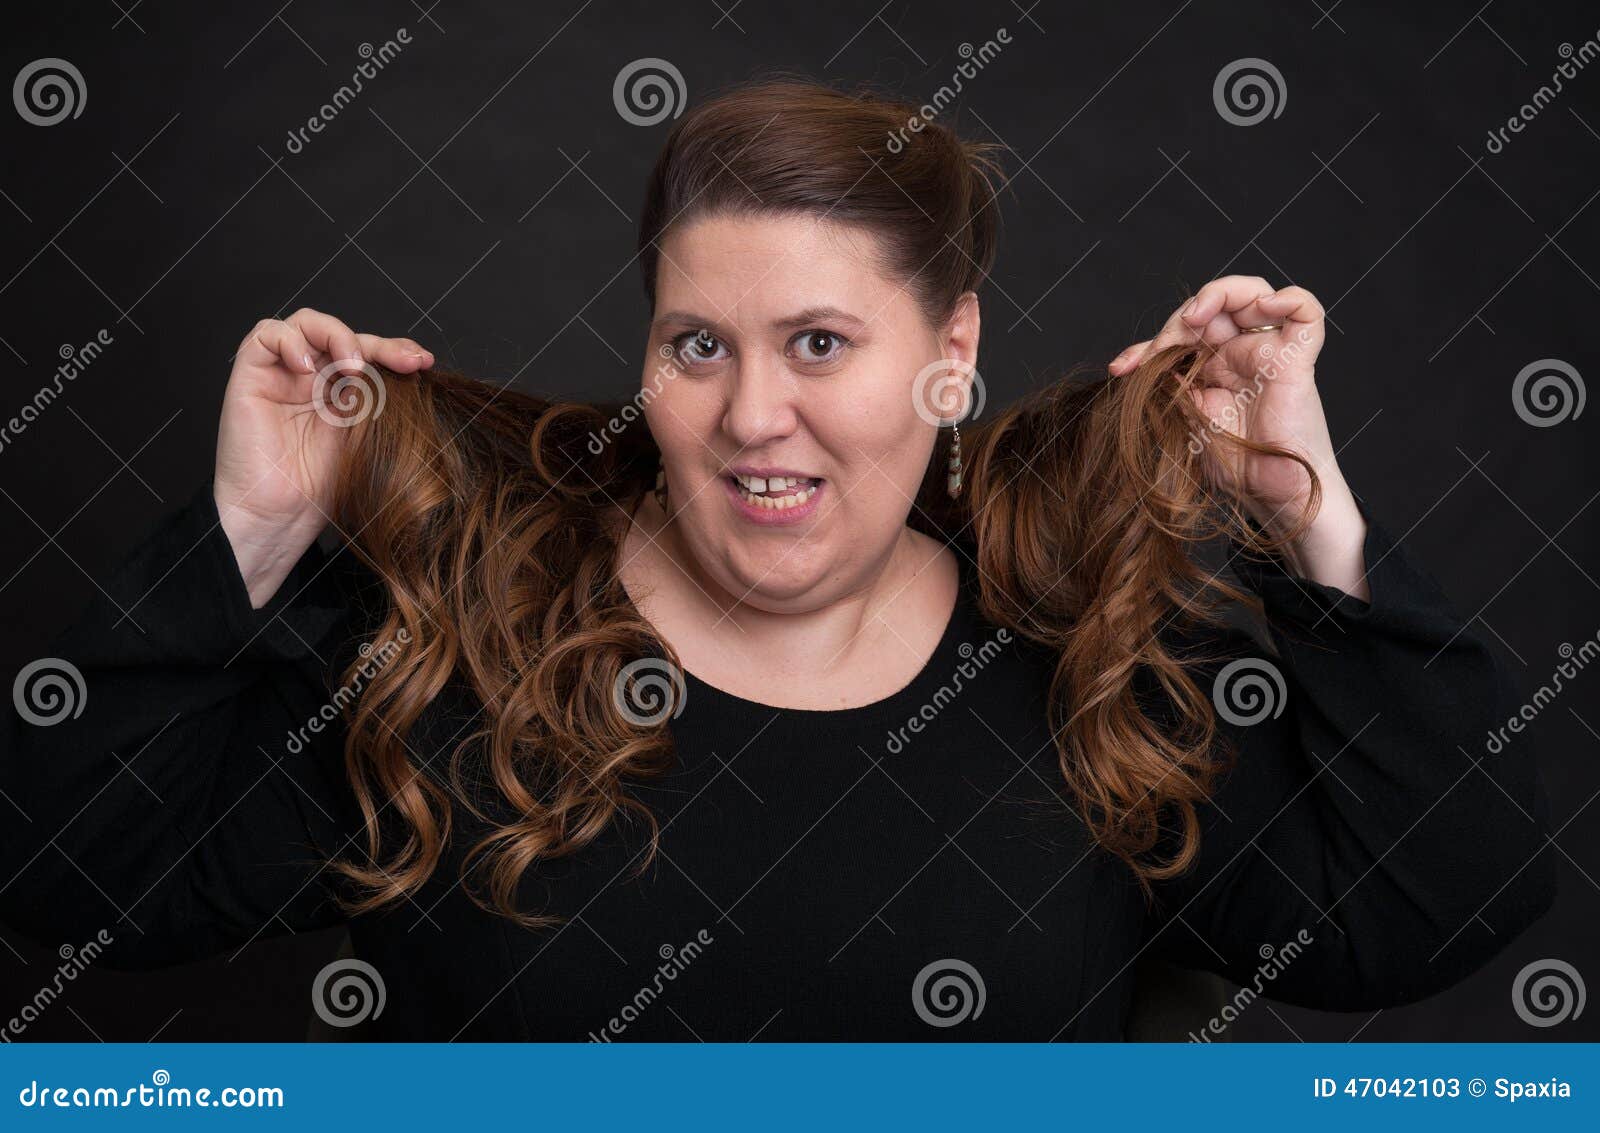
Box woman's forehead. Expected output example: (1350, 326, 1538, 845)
(653, 214, 907, 324)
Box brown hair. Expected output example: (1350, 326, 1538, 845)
(324, 77, 1316, 925)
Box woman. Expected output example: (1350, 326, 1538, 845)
(0, 78, 1557, 1040)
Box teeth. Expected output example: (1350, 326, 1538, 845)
(734, 473, 814, 492)
(732, 477, 819, 509)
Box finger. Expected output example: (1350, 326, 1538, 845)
(1109, 339, 1152, 374)
(1256, 286, 1324, 330)
(1180, 275, 1274, 328)
(246, 318, 316, 374)
(356, 333, 434, 372)
(285, 308, 364, 373)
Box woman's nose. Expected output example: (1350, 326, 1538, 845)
(720, 360, 799, 449)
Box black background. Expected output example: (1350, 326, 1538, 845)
(1, 0, 1595, 1041)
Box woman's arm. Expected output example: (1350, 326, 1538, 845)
(0, 480, 379, 969)
(1143, 508, 1559, 1009)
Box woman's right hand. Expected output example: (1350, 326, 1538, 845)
(214, 308, 434, 607)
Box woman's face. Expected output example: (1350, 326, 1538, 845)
(642, 213, 979, 614)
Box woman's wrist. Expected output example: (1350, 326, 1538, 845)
(1280, 477, 1370, 600)
(215, 495, 324, 609)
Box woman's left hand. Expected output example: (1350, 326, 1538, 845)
(1108, 275, 1370, 597)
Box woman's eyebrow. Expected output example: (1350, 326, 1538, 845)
(773, 305, 866, 330)
(651, 306, 868, 333)
(652, 310, 719, 330)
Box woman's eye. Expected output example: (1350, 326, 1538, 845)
(674, 329, 728, 365)
(791, 330, 847, 363)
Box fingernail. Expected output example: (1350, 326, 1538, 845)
(301, 353, 314, 372)
(1181, 298, 1197, 318)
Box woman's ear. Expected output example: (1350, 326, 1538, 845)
(941, 291, 981, 369)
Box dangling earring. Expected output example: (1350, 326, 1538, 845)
(946, 424, 963, 499)
(654, 461, 669, 512)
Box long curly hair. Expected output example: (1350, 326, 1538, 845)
(322, 77, 1317, 926)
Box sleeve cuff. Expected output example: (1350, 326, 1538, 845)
(1227, 500, 1457, 631)
(128, 480, 356, 665)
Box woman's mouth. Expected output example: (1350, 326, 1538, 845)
(723, 471, 824, 524)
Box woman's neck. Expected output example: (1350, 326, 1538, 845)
(615, 493, 960, 711)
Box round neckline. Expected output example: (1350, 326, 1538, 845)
(675, 561, 979, 736)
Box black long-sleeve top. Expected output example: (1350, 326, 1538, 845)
(0, 481, 1558, 1039)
